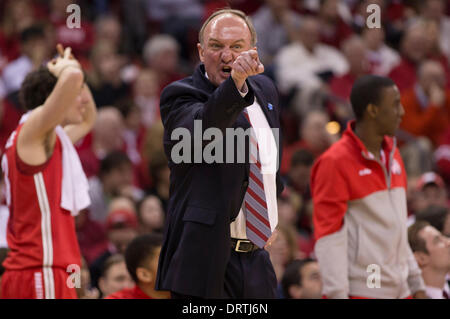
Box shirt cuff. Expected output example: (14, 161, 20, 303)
(238, 82, 249, 97)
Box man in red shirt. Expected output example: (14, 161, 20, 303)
(1, 44, 96, 299)
(105, 234, 170, 299)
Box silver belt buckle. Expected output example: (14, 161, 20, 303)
(235, 239, 251, 252)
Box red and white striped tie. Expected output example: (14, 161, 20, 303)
(243, 110, 272, 248)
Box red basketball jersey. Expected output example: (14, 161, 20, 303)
(1, 124, 81, 274)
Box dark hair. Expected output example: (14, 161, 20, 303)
(408, 221, 430, 254)
(101, 254, 126, 278)
(124, 233, 163, 283)
(19, 67, 57, 110)
(291, 149, 314, 168)
(281, 258, 315, 299)
(20, 24, 45, 44)
(350, 75, 395, 121)
(415, 205, 449, 233)
(99, 151, 132, 178)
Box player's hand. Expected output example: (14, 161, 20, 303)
(47, 44, 81, 78)
(231, 49, 264, 90)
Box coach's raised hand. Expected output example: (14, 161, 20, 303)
(47, 44, 81, 78)
(231, 48, 264, 92)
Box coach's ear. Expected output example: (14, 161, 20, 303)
(197, 43, 205, 63)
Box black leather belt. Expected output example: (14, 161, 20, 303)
(231, 238, 259, 252)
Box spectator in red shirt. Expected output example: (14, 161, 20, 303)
(78, 107, 125, 178)
(317, 0, 353, 49)
(105, 234, 170, 299)
(281, 110, 338, 175)
(49, 0, 94, 57)
(329, 35, 370, 122)
(399, 60, 450, 146)
(389, 21, 429, 92)
(142, 34, 185, 94)
(98, 254, 134, 298)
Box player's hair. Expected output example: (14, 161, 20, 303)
(350, 75, 395, 121)
(19, 66, 57, 111)
(198, 8, 257, 47)
(408, 220, 430, 254)
(281, 258, 316, 299)
(124, 233, 163, 283)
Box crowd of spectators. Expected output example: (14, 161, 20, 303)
(0, 0, 449, 299)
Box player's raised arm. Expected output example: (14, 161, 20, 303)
(63, 82, 97, 144)
(20, 45, 84, 143)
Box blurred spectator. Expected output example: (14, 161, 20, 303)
(116, 99, 146, 167)
(362, 27, 400, 76)
(119, 0, 149, 55)
(90, 209, 139, 291)
(280, 258, 322, 299)
(281, 110, 337, 175)
(266, 224, 303, 282)
(137, 195, 165, 235)
(108, 196, 137, 215)
(2, 24, 51, 96)
(277, 187, 302, 227)
(251, 0, 302, 66)
(88, 151, 143, 223)
(317, 0, 353, 49)
(284, 149, 314, 199)
(0, 0, 36, 62)
(408, 221, 450, 299)
(400, 60, 450, 146)
(133, 69, 161, 128)
(0, 246, 7, 297)
(76, 257, 100, 299)
(147, 150, 170, 212)
(419, 0, 450, 62)
(146, 0, 203, 62)
(389, 20, 429, 92)
(49, 0, 94, 57)
(94, 15, 123, 52)
(416, 205, 450, 237)
(143, 34, 185, 93)
(88, 40, 130, 107)
(105, 233, 170, 299)
(329, 35, 370, 122)
(75, 209, 108, 265)
(275, 17, 348, 116)
(97, 254, 134, 298)
(79, 107, 125, 178)
(411, 171, 448, 214)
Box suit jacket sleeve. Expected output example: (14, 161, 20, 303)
(160, 75, 255, 151)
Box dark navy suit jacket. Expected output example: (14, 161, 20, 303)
(155, 64, 283, 298)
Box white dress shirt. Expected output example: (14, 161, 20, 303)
(425, 282, 450, 299)
(230, 91, 279, 239)
(204, 72, 279, 240)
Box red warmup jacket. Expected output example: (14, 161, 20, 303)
(311, 121, 425, 299)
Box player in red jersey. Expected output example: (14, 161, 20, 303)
(0, 44, 96, 299)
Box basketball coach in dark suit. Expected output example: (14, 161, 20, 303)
(155, 9, 284, 299)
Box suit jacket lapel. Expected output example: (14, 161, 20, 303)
(249, 79, 277, 129)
